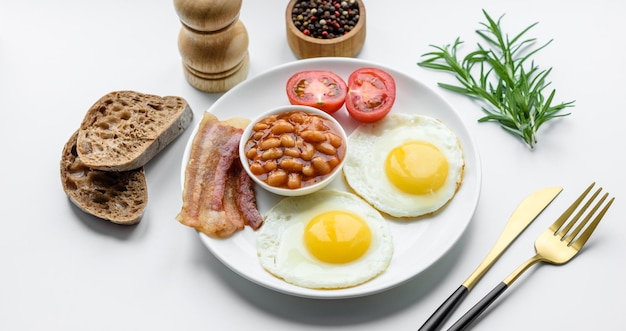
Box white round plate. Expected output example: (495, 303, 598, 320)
(180, 57, 482, 299)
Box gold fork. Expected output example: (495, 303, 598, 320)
(447, 183, 615, 331)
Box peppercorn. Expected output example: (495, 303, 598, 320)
(292, 0, 360, 39)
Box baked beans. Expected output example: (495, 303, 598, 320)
(243, 111, 346, 189)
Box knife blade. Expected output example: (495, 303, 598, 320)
(418, 186, 562, 331)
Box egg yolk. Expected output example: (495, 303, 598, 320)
(304, 211, 372, 264)
(385, 141, 449, 195)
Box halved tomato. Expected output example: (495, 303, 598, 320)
(345, 68, 396, 122)
(286, 70, 348, 114)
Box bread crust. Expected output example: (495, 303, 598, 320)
(61, 131, 148, 224)
(76, 91, 194, 171)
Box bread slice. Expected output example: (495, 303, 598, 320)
(76, 91, 193, 171)
(61, 130, 148, 224)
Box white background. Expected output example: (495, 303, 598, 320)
(1, 1, 624, 330)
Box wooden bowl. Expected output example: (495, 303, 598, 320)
(285, 0, 366, 59)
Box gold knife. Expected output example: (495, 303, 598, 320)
(418, 186, 562, 331)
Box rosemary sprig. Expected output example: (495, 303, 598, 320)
(418, 10, 574, 149)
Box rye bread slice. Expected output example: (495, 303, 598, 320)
(61, 131, 148, 224)
(76, 91, 193, 171)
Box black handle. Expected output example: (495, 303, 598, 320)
(447, 282, 509, 331)
(418, 285, 469, 331)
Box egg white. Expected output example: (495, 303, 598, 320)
(257, 189, 393, 289)
(343, 113, 464, 218)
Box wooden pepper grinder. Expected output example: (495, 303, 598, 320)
(173, 0, 250, 93)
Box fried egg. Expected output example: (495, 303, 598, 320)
(343, 113, 464, 218)
(257, 190, 393, 289)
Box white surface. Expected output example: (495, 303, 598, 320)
(183, 58, 481, 299)
(1, 1, 624, 330)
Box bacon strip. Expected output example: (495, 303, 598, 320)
(177, 112, 262, 238)
(235, 162, 263, 229)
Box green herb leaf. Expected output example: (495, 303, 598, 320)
(417, 10, 574, 149)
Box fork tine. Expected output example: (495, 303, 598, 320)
(570, 195, 614, 250)
(563, 191, 607, 244)
(558, 187, 602, 239)
(549, 182, 595, 234)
